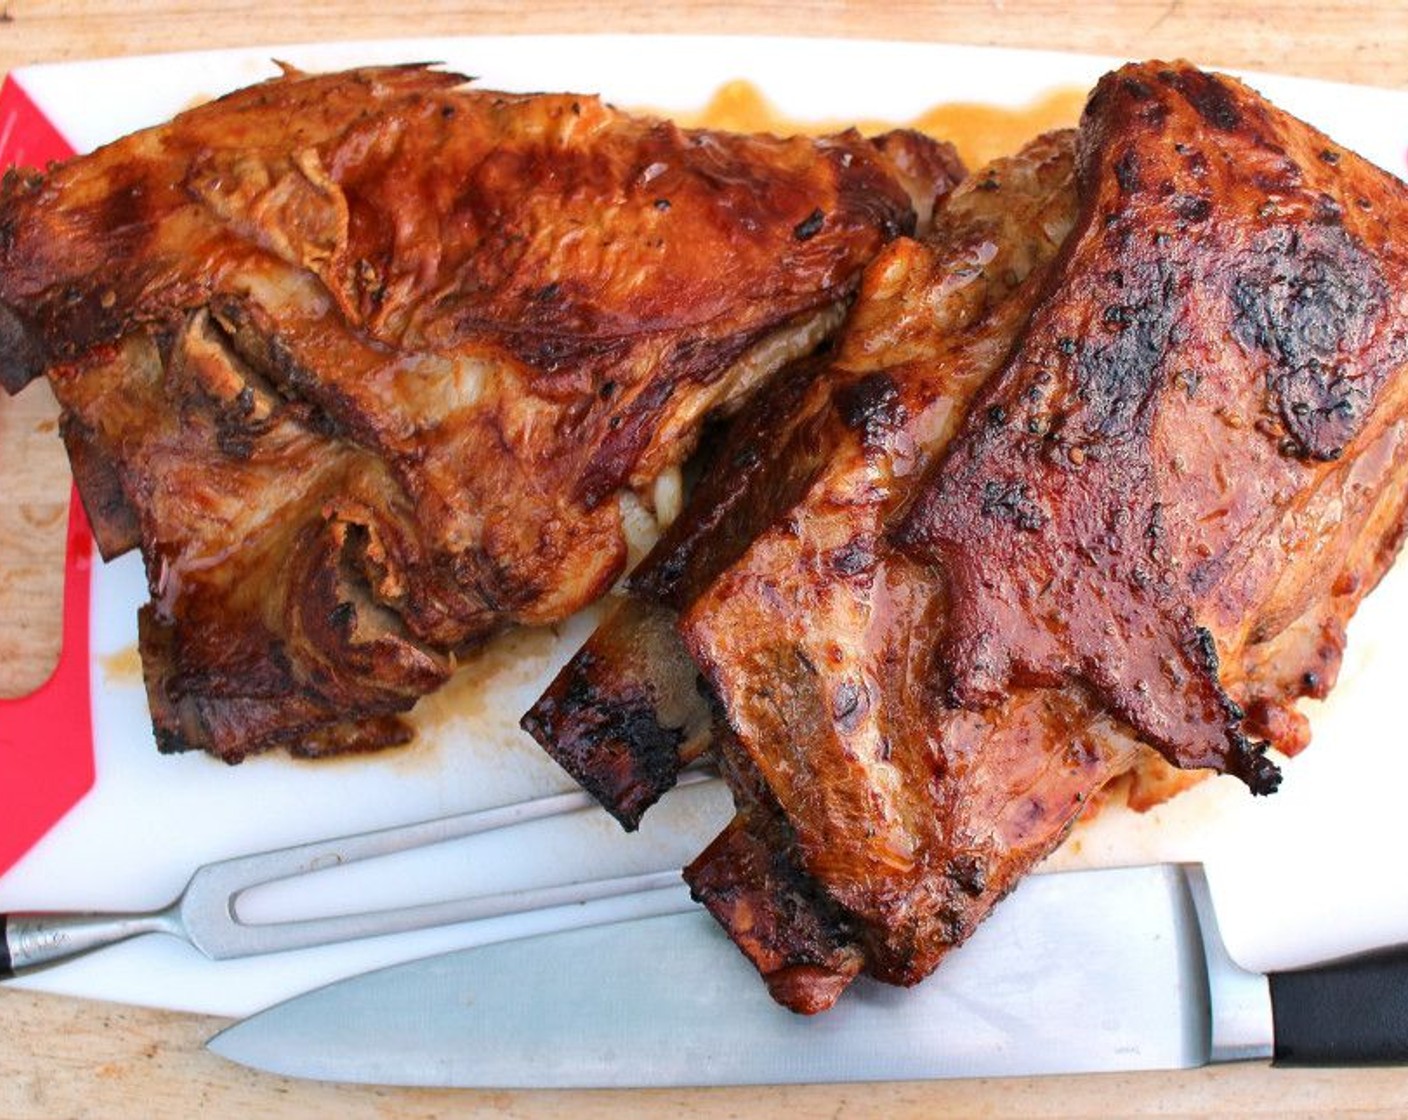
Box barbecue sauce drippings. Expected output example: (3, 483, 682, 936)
(676, 79, 1087, 170)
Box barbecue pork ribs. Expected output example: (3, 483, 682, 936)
(0, 63, 960, 761)
(525, 61, 1408, 1012)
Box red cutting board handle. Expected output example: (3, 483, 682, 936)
(0, 489, 97, 877)
(0, 74, 95, 879)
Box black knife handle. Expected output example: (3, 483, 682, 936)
(1, 914, 12, 979)
(1271, 944, 1408, 1065)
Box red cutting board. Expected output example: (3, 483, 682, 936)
(0, 75, 94, 879)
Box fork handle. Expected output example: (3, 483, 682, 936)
(0, 910, 174, 977)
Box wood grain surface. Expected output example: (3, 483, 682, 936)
(3, 3, 1408, 1116)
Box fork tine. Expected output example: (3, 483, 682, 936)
(179, 771, 717, 958)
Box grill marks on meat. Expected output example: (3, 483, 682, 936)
(678, 133, 1106, 1005)
(0, 64, 954, 761)
(532, 130, 1099, 1002)
(526, 62, 1408, 1012)
(523, 353, 835, 825)
(894, 64, 1408, 795)
(520, 596, 714, 827)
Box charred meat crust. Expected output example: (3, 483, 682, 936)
(0, 64, 944, 761)
(685, 811, 864, 1016)
(522, 358, 831, 826)
(684, 733, 866, 1015)
(0, 299, 46, 393)
(527, 62, 1408, 1015)
(58, 412, 142, 560)
(895, 62, 1408, 796)
(520, 599, 712, 830)
(519, 147, 969, 823)
(629, 355, 834, 610)
(662, 130, 1087, 1010)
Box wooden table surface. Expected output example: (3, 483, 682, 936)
(3, 2, 1408, 1116)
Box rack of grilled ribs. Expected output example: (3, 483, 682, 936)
(0, 63, 961, 761)
(525, 60, 1408, 1012)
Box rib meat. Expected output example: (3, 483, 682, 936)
(526, 61, 1408, 1012)
(0, 63, 959, 761)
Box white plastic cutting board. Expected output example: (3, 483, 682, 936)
(1, 36, 1407, 1019)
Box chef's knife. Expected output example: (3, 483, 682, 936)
(207, 863, 1408, 1086)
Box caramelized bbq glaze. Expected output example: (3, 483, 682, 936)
(527, 62, 1408, 1012)
(0, 64, 958, 760)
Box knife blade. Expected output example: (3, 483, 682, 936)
(206, 863, 1408, 1087)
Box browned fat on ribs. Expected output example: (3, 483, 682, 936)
(0, 63, 962, 761)
(524, 61, 1408, 1013)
